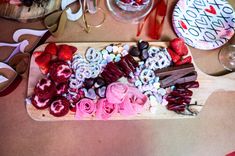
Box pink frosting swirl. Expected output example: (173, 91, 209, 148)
(96, 98, 118, 120)
(119, 86, 148, 116)
(75, 98, 96, 119)
(106, 82, 129, 104)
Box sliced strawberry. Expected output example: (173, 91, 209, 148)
(69, 45, 77, 54)
(40, 66, 49, 75)
(58, 45, 73, 61)
(44, 43, 57, 55)
(167, 48, 181, 63)
(35, 53, 51, 68)
(33, 51, 43, 58)
(170, 38, 188, 56)
(175, 56, 192, 65)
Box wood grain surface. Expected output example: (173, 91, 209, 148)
(0, 1, 61, 22)
(26, 42, 235, 121)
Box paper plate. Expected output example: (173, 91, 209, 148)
(172, 0, 235, 50)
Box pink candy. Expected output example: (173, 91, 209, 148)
(107, 82, 149, 116)
(119, 87, 148, 116)
(96, 98, 118, 120)
(75, 98, 96, 119)
(106, 82, 128, 104)
(75, 82, 149, 119)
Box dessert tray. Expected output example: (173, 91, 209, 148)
(26, 41, 235, 121)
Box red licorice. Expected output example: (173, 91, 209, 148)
(166, 81, 199, 113)
(101, 55, 138, 84)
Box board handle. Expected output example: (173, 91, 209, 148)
(209, 72, 235, 91)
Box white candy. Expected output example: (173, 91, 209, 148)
(150, 106, 158, 114)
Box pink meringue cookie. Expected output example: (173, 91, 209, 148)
(96, 98, 118, 120)
(106, 82, 129, 104)
(75, 98, 96, 119)
(119, 86, 148, 116)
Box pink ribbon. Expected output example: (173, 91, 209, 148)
(75, 98, 96, 119)
(96, 98, 118, 120)
(106, 82, 129, 104)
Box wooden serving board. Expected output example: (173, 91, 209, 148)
(0, 1, 61, 22)
(26, 42, 235, 121)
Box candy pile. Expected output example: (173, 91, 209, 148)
(75, 82, 149, 120)
(29, 38, 200, 119)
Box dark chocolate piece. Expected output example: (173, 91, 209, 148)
(160, 71, 197, 88)
(155, 63, 195, 78)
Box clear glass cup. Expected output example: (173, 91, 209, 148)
(106, 0, 154, 24)
(218, 44, 235, 71)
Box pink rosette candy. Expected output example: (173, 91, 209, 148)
(96, 98, 118, 120)
(75, 98, 96, 119)
(106, 82, 129, 104)
(119, 86, 149, 116)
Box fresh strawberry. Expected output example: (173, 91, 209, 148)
(40, 66, 49, 74)
(33, 51, 43, 58)
(69, 45, 77, 54)
(170, 38, 188, 56)
(35, 53, 51, 68)
(44, 43, 57, 55)
(58, 45, 74, 61)
(167, 48, 181, 63)
(175, 56, 192, 65)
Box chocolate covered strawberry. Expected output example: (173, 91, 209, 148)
(50, 96, 70, 117)
(170, 38, 188, 56)
(56, 83, 69, 95)
(34, 78, 56, 100)
(49, 60, 72, 83)
(31, 94, 51, 109)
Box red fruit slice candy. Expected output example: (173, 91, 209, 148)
(44, 43, 57, 55)
(170, 38, 188, 56)
(31, 94, 51, 109)
(50, 96, 70, 117)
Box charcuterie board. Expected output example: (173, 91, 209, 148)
(26, 42, 235, 121)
